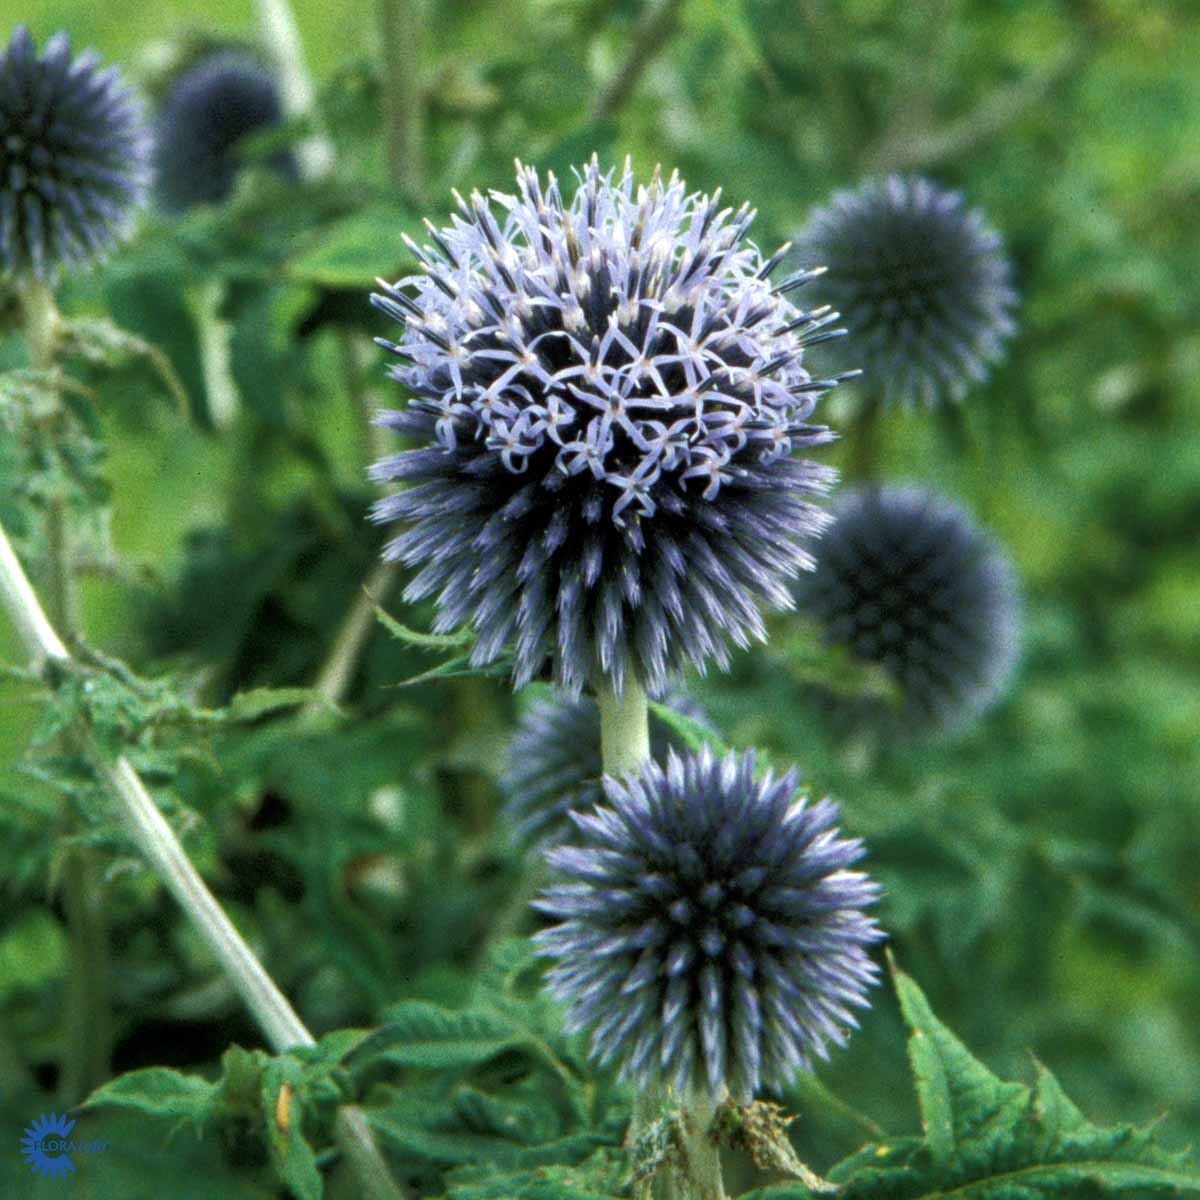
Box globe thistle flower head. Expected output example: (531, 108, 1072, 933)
(501, 689, 712, 848)
(0, 25, 150, 280)
(153, 51, 292, 212)
(795, 175, 1016, 407)
(370, 157, 853, 698)
(534, 746, 883, 1102)
(794, 485, 1019, 734)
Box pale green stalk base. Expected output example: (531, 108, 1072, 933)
(0, 520, 403, 1200)
(596, 678, 651, 778)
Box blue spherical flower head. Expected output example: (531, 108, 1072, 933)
(0, 25, 150, 280)
(154, 51, 292, 212)
(371, 158, 850, 698)
(534, 746, 883, 1102)
(794, 485, 1019, 734)
(796, 175, 1016, 407)
(502, 688, 713, 848)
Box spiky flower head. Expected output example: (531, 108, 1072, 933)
(370, 157, 850, 697)
(0, 25, 150, 280)
(502, 689, 712, 848)
(535, 746, 882, 1101)
(794, 485, 1019, 733)
(795, 175, 1016, 407)
(153, 51, 291, 212)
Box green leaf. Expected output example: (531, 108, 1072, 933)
(374, 605, 474, 651)
(354, 1002, 524, 1073)
(61, 316, 190, 414)
(647, 699, 728, 756)
(261, 1058, 324, 1200)
(226, 686, 330, 722)
(84, 1066, 216, 1125)
(287, 203, 419, 288)
(783, 961, 1200, 1200)
(893, 959, 1026, 1167)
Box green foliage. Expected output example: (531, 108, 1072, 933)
(743, 964, 1200, 1200)
(1, 0, 1198, 1196)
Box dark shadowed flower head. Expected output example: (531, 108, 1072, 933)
(502, 689, 712, 848)
(0, 25, 150, 280)
(153, 51, 292, 212)
(534, 746, 882, 1101)
(794, 485, 1019, 734)
(795, 175, 1016, 407)
(370, 157, 852, 697)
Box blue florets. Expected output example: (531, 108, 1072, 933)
(0, 25, 150, 279)
(794, 484, 1020, 733)
(153, 51, 292, 212)
(795, 175, 1016, 407)
(534, 746, 882, 1101)
(370, 157, 852, 696)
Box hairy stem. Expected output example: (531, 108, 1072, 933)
(0, 521, 404, 1200)
(377, 0, 425, 200)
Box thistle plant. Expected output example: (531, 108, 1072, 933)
(793, 484, 1020, 734)
(501, 688, 711, 846)
(370, 157, 851, 698)
(0, 25, 150, 280)
(153, 51, 293, 211)
(534, 746, 883, 1103)
(794, 175, 1016, 408)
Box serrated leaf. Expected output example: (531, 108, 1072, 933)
(894, 959, 1027, 1166)
(803, 962, 1200, 1200)
(354, 1002, 524, 1072)
(374, 605, 474, 651)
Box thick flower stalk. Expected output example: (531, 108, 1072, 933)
(502, 688, 711, 848)
(0, 25, 150, 279)
(153, 51, 293, 211)
(370, 157, 850, 696)
(535, 746, 883, 1102)
(795, 175, 1016, 407)
(794, 484, 1020, 733)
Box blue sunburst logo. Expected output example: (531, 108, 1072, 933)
(20, 1112, 77, 1178)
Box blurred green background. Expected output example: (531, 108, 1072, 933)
(2, 0, 1199, 1194)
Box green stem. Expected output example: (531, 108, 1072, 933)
(0, 522, 405, 1200)
(673, 1087, 726, 1200)
(59, 852, 113, 1102)
(595, 677, 650, 778)
(377, 0, 426, 201)
(20, 280, 113, 1102)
